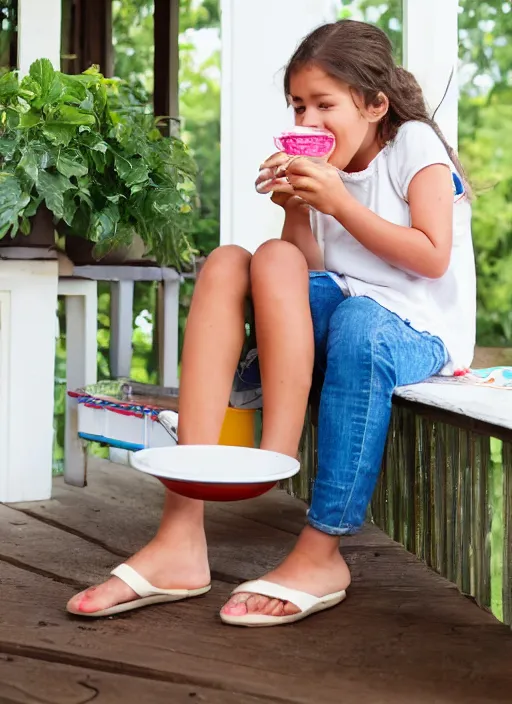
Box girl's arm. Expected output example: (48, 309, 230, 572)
(280, 197, 324, 271)
(277, 159, 454, 280)
(257, 152, 324, 270)
(332, 165, 453, 279)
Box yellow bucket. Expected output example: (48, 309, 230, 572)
(219, 407, 256, 448)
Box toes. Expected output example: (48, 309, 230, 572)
(283, 600, 300, 616)
(267, 599, 286, 617)
(221, 591, 301, 619)
(221, 593, 250, 616)
(245, 594, 270, 614)
(67, 577, 138, 615)
(221, 593, 277, 616)
(67, 587, 98, 614)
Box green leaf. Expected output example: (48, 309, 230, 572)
(76, 186, 93, 209)
(92, 140, 108, 154)
(62, 193, 78, 226)
(90, 203, 120, 245)
(89, 148, 106, 173)
(47, 75, 64, 104)
(56, 151, 88, 179)
(0, 134, 19, 159)
(56, 105, 96, 126)
(20, 216, 31, 235)
(18, 76, 42, 103)
(31, 142, 58, 170)
(59, 74, 88, 105)
(0, 71, 19, 102)
(37, 170, 74, 220)
(115, 155, 149, 188)
(93, 218, 133, 259)
(42, 123, 75, 147)
(106, 194, 123, 204)
(0, 174, 31, 238)
(79, 89, 95, 112)
(29, 59, 55, 100)
(93, 84, 108, 115)
(19, 109, 41, 129)
(24, 196, 42, 218)
(18, 149, 39, 183)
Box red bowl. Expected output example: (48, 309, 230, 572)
(158, 478, 278, 502)
(130, 446, 300, 502)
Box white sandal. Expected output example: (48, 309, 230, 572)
(67, 563, 211, 618)
(220, 579, 347, 628)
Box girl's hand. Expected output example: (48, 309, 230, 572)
(256, 152, 310, 212)
(271, 157, 348, 218)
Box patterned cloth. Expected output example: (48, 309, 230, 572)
(426, 367, 512, 389)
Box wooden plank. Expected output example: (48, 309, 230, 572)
(12, 461, 428, 586)
(0, 560, 511, 704)
(2, 464, 512, 701)
(0, 654, 265, 704)
(1, 462, 496, 604)
(0, 503, 118, 588)
(395, 383, 512, 436)
(10, 466, 297, 585)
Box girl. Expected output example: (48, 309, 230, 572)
(67, 20, 475, 627)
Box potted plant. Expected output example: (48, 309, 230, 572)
(0, 59, 197, 269)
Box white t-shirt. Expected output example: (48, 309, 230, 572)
(310, 120, 476, 375)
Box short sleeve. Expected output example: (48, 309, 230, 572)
(389, 121, 453, 201)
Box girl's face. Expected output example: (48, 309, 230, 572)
(288, 64, 385, 172)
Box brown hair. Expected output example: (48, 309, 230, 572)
(284, 20, 468, 185)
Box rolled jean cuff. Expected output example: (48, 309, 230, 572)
(307, 514, 360, 536)
(308, 479, 367, 536)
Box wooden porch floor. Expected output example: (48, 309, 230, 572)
(1, 460, 511, 704)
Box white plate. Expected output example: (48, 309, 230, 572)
(130, 445, 300, 484)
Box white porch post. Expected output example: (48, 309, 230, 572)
(18, 0, 62, 74)
(403, 0, 459, 149)
(0, 2, 63, 503)
(0, 261, 58, 503)
(220, 0, 338, 253)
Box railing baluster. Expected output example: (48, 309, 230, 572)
(503, 441, 512, 625)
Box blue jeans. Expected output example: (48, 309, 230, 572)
(308, 273, 447, 536)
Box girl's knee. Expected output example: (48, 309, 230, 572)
(328, 297, 385, 360)
(251, 239, 308, 284)
(199, 245, 251, 286)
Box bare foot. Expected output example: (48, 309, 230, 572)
(221, 526, 351, 619)
(67, 532, 210, 615)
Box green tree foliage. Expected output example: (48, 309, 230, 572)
(113, 0, 220, 255)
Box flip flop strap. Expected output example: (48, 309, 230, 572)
(111, 564, 187, 598)
(231, 579, 319, 613)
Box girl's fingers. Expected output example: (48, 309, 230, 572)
(269, 180, 295, 195)
(286, 175, 317, 192)
(256, 176, 289, 194)
(260, 151, 291, 170)
(285, 158, 320, 177)
(256, 167, 275, 184)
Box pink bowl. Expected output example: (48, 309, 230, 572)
(274, 128, 335, 158)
